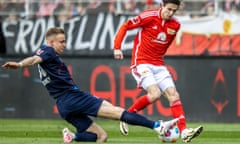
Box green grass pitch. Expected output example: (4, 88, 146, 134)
(0, 118, 239, 144)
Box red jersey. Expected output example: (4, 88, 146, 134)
(114, 9, 180, 66)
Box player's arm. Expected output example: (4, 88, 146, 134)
(113, 21, 128, 60)
(1, 55, 43, 69)
(114, 13, 151, 60)
(114, 17, 141, 60)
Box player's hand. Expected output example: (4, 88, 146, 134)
(114, 49, 124, 60)
(1, 62, 21, 69)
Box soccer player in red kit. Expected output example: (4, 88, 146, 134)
(113, 0, 203, 142)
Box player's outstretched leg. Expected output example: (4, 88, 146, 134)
(120, 117, 179, 136)
(154, 118, 179, 136)
(181, 125, 203, 143)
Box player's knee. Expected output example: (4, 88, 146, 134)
(164, 89, 180, 103)
(97, 132, 108, 142)
(147, 87, 161, 101)
(168, 92, 180, 102)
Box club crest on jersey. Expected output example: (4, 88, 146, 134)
(141, 69, 149, 75)
(36, 49, 44, 55)
(167, 28, 176, 35)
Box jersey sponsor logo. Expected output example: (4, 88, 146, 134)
(36, 49, 44, 55)
(157, 32, 167, 41)
(167, 28, 176, 35)
(152, 32, 168, 44)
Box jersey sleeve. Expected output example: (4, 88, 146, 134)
(114, 12, 152, 50)
(34, 46, 55, 62)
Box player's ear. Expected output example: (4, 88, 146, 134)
(46, 39, 54, 46)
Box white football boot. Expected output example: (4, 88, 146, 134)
(181, 125, 203, 143)
(120, 121, 129, 135)
(154, 118, 179, 136)
(120, 117, 180, 136)
(62, 127, 74, 143)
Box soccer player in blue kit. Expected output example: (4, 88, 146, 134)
(2, 27, 179, 143)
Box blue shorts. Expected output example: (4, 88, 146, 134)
(56, 89, 103, 132)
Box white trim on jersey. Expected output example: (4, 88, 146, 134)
(131, 28, 143, 68)
(139, 10, 158, 19)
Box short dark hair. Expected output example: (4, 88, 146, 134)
(163, 0, 181, 6)
(46, 27, 65, 39)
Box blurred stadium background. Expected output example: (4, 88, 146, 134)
(0, 0, 240, 123)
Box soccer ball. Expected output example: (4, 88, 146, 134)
(159, 125, 180, 143)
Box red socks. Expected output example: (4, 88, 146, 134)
(170, 100, 186, 132)
(127, 96, 186, 132)
(128, 95, 151, 112)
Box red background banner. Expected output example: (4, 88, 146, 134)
(0, 56, 239, 122)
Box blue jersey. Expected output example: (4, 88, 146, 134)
(35, 45, 78, 99)
(34, 45, 104, 132)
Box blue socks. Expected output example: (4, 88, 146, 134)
(74, 131, 97, 142)
(120, 111, 155, 129)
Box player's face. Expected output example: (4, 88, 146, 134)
(52, 34, 66, 55)
(161, 3, 179, 20)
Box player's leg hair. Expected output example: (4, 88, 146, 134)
(163, 86, 180, 104)
(146, 84, 162, 102)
